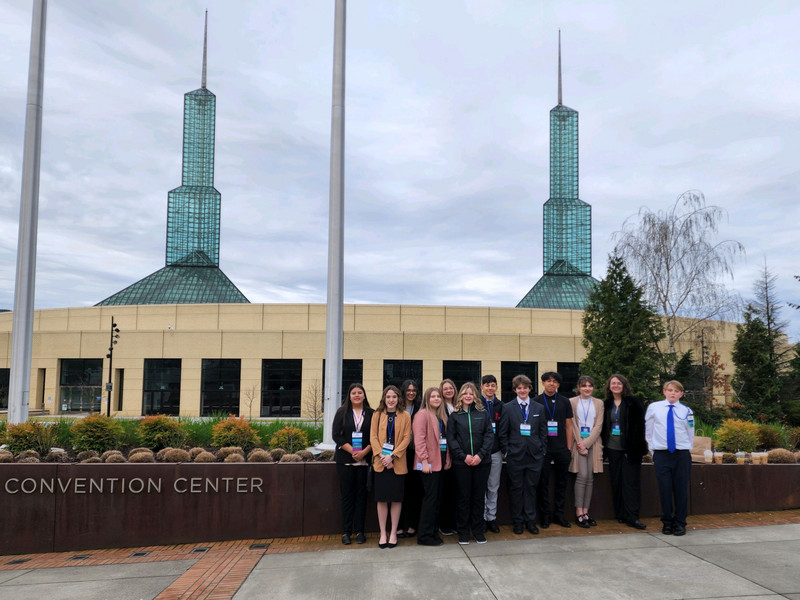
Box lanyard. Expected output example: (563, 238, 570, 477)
(467, 409, 474, 455)
(579, 398, 591, 427)
(519, 402, 529, 423)
(353, 409, 363, 432)
(668, 402, 691, 420)
(386, 415, 395, 443)
(439, 419, 444, 437)
(543, 394, 557, 421)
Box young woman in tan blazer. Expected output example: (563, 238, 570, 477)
(569, 375, 604, 528)
(370, 385, 411, 548)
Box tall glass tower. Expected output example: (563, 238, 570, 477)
(98, 13, 247, 306)
(517, 34, 597, 309)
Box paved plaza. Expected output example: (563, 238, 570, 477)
(0, 511, 798, 599)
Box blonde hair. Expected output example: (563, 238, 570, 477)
(454, 382, 484, 412)
(421, 387, 448, 426)
(663, 380, 684, 393)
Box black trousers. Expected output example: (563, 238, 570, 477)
(653, 449, 691, 527)
(418, 470, 445, 544)
(453, 463, 491, 536)
(336, 463, 369, 535)
(606, 449, 642, 522)
(398, 459, 422, 532)
(439, 468, 457, 531)
(537, 447, 571, 521)
(505, 458, 544, 526)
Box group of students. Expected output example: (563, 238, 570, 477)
(332, 371, 694, 547)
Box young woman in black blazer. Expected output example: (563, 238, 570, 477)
(397, 379, 421, 539)
(332, 383, 373, 545)
(601, 374, 648, 530)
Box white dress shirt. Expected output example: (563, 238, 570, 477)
(645, 399, 694, 453)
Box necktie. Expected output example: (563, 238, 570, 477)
(667, 404, 676, 453)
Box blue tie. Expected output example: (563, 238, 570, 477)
(667, 404, 676, 453)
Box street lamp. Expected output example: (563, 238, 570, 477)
(105, 317, 120, 416)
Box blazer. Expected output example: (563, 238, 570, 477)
(498, 398, 547, 464)
(446, 405, 494, 466)
(482, 396, 504, 454)
(601, 395, 647, 460)
(568, 396, 604, 474)
(370, 410, 412, 474)
(413, 408, 451, 472)
(332, 404, 374, 465)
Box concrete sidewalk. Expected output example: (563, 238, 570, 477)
(1, 512, 799, 599)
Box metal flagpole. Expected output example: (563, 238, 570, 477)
(8, 0, 47, 425)
(321, 0, 346, 448)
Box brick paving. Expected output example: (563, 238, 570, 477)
(0, 509, 798, 599)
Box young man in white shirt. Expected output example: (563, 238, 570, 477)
(645, 380, 694, 536)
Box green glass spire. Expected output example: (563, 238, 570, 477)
(518, 32, 597, 310)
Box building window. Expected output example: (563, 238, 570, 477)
(201, 359, 241, 416)
(261, 359, 302, 417)
(0, 368, 8, 410)
(59, 359, 103, 412)
(442, 360, 481, 392)
(501, 361, 538, 402)
(383, 360, 423, 390)
(143, 359, 181, 415)
(322, 359, 364, 404)
(557, 362, 581, 398)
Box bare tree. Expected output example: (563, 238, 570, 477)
(302, 379, 324, 425)
(242, 385, 259, 420)
(614, 190, 744, 368)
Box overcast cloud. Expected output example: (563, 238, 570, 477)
(1, 0, 798, 342)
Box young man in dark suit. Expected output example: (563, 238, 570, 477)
(481, 374, 503, 533)
(498, 374, 547, 535)
(536, 371, 574, 528)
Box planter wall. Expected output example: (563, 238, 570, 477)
(0, 462, 798, 555)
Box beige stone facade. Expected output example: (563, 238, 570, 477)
(0, 304, 736, 417)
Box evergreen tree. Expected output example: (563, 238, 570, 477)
(581, 254, 665, 400)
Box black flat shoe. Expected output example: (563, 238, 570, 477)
(396, 530, 409, 539)
(586, 514, 597, 527)
(553, 516, 572, 528)
(356, 532, 366, 544)
(388, 542, 397, 548)
(575, 515, 590, 529)
(626, 520, 647, 530)
(661, 525, 673, 535)
(486, 520, 500, 534)
(513, 524, 524, 535)
(378, 542, 388, 549)
(672, 525, 686, 536)
(406, 529, 416, 538)
(526, 522, 540, 535)
(341, 533, 351, 545)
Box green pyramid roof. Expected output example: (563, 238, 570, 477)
(96, 251, 248, 306)
(516, 260, 598, 310)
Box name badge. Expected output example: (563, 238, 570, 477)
(352, 432, 363, 450)
(547, 420, 558, 436)
(580, 426, 590, 439)
(491, 422, 496, 434)
(520, 423, 531, 437)
(439, 436, 447, 452)
(612, 424, 621, 436)
(381, 442, 394, 456)
(688, 418, 694, 428)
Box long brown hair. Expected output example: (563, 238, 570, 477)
(421, 386, 448, 426)
(376, 385, 404, 413)
(604, 374, 632, 400)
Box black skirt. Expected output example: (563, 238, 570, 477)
(373, 469, 405, 503)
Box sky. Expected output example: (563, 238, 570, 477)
(1, 1, 799, 343)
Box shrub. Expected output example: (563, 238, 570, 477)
(18, 456, 40, 463)
(269, 448, 286, 461)
(188, 447, 205, 460)
(211, 417, 260, 451)
(279, 453, 303, 463)
(45, 449, 69, 463)
(162, 448, 191, 463)
(71, 415, 123, 453)
(0, 450, 13, 463)
(4, 421, 56, 455)
(767, 448, 796, 464)
(296, 449, 314, 462)
(247, 449, 273, 462)
(82, 456, 102, 463)
(156, 447, 173, 462)
(194, 451, 216, 463)
(16, 449, 41, 461)
(128, 447, 155, 459)
(216, 446, 244, 460)
(316, 449, 335, 462)
(757, 424, 785, 450)
(128, 451, 155, 463)
(100, 450, 123, 462)
(105, 453, 127, 463)
(252, 420, 323, 446)
(714, 419, 760, 452)
(139, 415, 187, 451)
(224, 453, 244, 463)
(77, 450, 99, 461)
(786, 427, 800, 451)
(268, 426, 309, 454)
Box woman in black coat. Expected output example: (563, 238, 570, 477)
(601, 374, 648, 530)
(446, 382, 494, 545)
(397, 379, 422, 538)
(332, 383, 373, 545)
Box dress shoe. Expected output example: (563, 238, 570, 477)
(387, 542, 397, 548)
(513, 523, 524, 535)
(626, 520, 647, 530)
(396, 530, 409, 539)
(575, 515, 590, 529)
(526, 522, 540, 535)
(661, 525, 673, 535)
(672, 525, 686, 536)
(586, 514, 597, 527)
(486, 520, 500, 534)
(540, 519, 551, 529)
(378, 542, 388, 549)
(553, 516, 572, 528)
(341, 533, 351, 545)
(355, 532, 366, 544)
